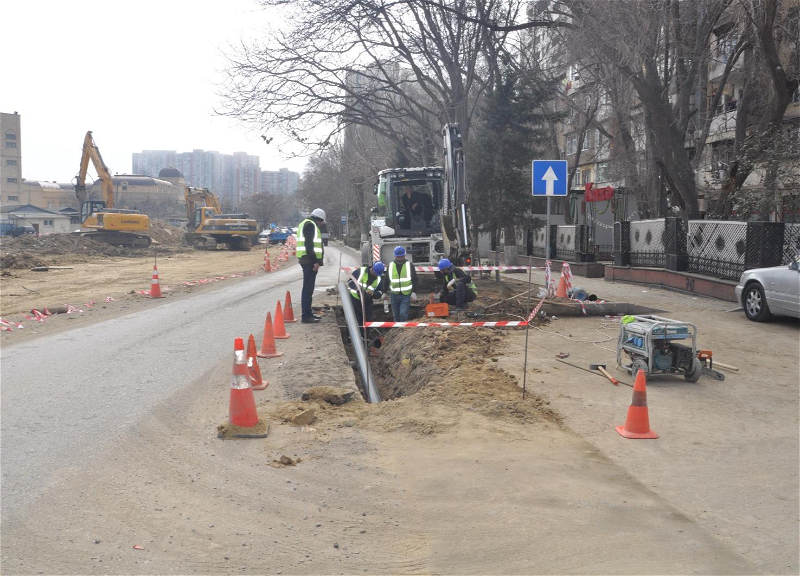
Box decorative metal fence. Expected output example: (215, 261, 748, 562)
(555, 225, 576, 261)
(784, 224, 800, 265)
(531, 227, 548, 258)
(629, 219, 666, 267)
(687, 220, 747, 279)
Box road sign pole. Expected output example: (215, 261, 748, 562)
(546, 196, 551, 259)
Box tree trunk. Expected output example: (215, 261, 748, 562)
(503, 224, 519, 265)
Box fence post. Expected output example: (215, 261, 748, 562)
(745, 221, 785, 270)
(665, 217, 688, 271)
(549, 224, 558, 260)
(613, 221, 630, 266)
(575, 224, 594, 262)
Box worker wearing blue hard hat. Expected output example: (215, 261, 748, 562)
(386, 246, 418, 321)
(438, 258, 477, 310)
(347, 261, 385, 325)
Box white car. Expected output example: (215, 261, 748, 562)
(735, 261, 800, 321)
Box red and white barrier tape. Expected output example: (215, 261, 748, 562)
(341, 265, 544, 273)
(561, 262, 573, 292)
(364, 320, 529, 328)
(0, 318, 24, 331)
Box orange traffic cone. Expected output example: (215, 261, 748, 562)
(150, 265, 163, 298)
(246, 334, 268, 390)
(274, 301, 290, 339)
(229, 337, 259, 427)
(616, 369, 659, 439)
(284, 291, 297, 323)
(555, 276, 567, 298)
(257, 312, 284, 358)
(263, 249, 273, 272)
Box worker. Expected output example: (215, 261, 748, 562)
(387, 246, 417, 321)
(296, 208, 326, 324)
(401, 186, 434, 228)
(348, 262, 385, 325)
(438, 258, 477, 310)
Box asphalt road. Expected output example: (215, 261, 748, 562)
(0, 245, 358, 523)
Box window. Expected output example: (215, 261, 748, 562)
(6, 177, 17, 183)
(44, 219, 54, 226)
(5, 133, 16, 140)
(596, 162, 611, 182)
(7, 195, 19, 202)
(581, 132, 590, 151)
(5, 142, 17, 148)
(566, 134, 578, 155)
(6, 159, 17, 165)
(47, 201, 55, 209)
(580, 169, 591, 186)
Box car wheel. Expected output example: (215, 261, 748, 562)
(684, 357, 702, 383)
(743, 282, 773, 322)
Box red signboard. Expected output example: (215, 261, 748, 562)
(585, 182, 614, 202)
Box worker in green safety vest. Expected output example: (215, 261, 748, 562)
(438, 258, 477, 310)
(387, 246, 418, 321)
(348, 262, 385, 325)
(297, 208, 326, 323)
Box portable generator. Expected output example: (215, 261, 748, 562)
(616, 315, 703, 383)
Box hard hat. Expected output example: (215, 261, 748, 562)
(372, 261, 385, 275)
(311, 208, 326, 221)
(393, 246, 406, 257)
(438, 258, 452, 271)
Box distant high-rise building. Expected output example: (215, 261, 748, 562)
(132, 148, 260, 206)
(260, 167, 299, 194)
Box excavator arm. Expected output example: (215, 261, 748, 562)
(442, 123, 471, 262)
(75, 131, 115, 210)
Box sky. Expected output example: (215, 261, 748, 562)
(1, 0, 307, 184)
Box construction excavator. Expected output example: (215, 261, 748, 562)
(183, 187, 259, 250)
(74, 131, 152, 248)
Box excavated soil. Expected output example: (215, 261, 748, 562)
(0, 220, 187, 269)
(261, 324, 561, 439)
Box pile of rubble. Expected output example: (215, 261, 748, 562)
(0, 220, 187, 269)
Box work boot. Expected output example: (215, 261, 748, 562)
(301, 317, 320, 324)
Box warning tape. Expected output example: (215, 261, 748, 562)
(0, 318, 24, 331)
(364, 320, 529, 328)
(341, 265, 546, 273)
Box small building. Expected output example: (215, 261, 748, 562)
(0, 204, 72, 235)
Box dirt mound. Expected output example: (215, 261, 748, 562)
(0, 220, 187, 269)
(371, 328, 561, 426)
(148, 219, 186, 247)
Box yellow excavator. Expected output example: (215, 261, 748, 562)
(74, 131, 152, 247)
(184, 187, 259, 250)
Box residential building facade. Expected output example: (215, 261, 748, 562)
(260, 167, 299, 194)
(1, 112, 23, 205)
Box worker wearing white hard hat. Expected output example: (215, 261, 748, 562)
(297, 209, 326, 323)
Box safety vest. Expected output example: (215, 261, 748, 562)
(389, 261, 413, 295)
(446, 270, 478, 295)
(349, 267, 382, 300)
(295, 219, 323, 259)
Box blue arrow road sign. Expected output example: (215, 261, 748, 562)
(532, 160, 568, 196)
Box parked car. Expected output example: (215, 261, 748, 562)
(258, 230, 271, 244)
(735, 261, 800, 321)
(4, 226, 36, 237)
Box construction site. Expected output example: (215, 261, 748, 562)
(1, 229, 798, 574)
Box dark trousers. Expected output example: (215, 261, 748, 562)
(350, 295, 373, 326)
(300, 263, 318, 319)
(441, 282, 477, 307)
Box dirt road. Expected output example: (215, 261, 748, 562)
(1, 246, 796, 574)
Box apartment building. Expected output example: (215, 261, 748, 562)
(260, 167, 299, 194)
(1, 112, 23, 205)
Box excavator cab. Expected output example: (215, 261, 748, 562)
(80, 200, 107, 225)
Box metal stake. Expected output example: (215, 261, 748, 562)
(522, 262, 532, 400)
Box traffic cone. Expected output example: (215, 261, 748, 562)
(150, 265, 163, 298)
(246, 334, 268, 390)
(229, 337, 259, 427)
(257, 312, 284, 358)
(263, 249, 272, 272)
(274, 301, 290, 339)
(555, 276, 567, 298)
(616, 370, 659, 439)
(284, 291, 297, 323)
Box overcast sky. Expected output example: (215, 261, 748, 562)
(1, 0, 306, 184)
